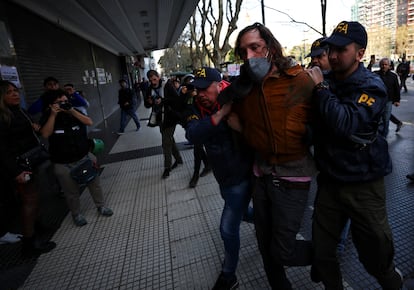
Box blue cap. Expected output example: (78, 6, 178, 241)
(306, 37, 328, 57)
(322, 21, 367, 49)
(192, 67, 222, 89)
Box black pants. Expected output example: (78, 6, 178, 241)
(312, 175, 402, 290)
(253, 175, 312, 289)
(390, 114, 401, 125)
(400, 76, 407, 92)
(192, 144, 208, 175)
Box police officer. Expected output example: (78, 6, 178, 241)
(307, 21, 402, 289)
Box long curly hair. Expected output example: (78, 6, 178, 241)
(0, 80, 18, 125)
(234, 22, 291, 73)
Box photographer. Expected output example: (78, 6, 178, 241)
(40, 89, 113, 227)
(144, 70, 183, 179)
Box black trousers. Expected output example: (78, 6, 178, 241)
(192, 144, 208, 175)
(312, 175, 402, 290)
(253, 175, 312, 289)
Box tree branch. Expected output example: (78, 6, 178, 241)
(264, 5, 323, 36)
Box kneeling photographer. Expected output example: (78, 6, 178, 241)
(40, 89, 113, 227)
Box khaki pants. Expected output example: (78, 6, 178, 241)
(53, 153, 104, 216)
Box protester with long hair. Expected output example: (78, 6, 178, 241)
(0, 80, 56, 257)
(229, 23, 316, 289)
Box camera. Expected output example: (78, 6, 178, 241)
(59, 102, 72, 110)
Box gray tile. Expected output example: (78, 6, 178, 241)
(167, 199, 202, 221)
(169, 214, 210, 241)
(172, 257, 221, 289)
(170, 233, 218, 269)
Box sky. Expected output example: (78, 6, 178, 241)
(239, 0, 354, 49)
(152, 0, 354, 69)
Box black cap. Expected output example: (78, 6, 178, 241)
(306, 37, 328, 58)
(43, 76, 59, 87)
(322, 21, 367, 48)
(192, 67, 222, 89)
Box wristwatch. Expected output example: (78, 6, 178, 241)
(314, 81, 329, 91)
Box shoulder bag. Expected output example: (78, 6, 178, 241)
(69, 157, 99, 185)
(16, 110, 50, 170)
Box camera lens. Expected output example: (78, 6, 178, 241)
(59, 102, 72, 110)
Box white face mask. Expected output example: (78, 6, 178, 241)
(245, 53, 272, 83)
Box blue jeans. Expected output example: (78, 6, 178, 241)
(120, 108, 140, 132)
(379, 101, 392, 137)
(337, 219, 351, 254)
(219, 179, 252, 274)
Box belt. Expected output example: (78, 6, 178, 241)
(271, 177, 311, 190)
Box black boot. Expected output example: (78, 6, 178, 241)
(199, 166, 212, 177)
(22, 236, 56, 257)
(189, 174, 199, 188)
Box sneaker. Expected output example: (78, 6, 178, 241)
(199, 166, 212, 177)
(98, 206, 113, 216)
(406, 174, 414, 182)
(162, 168, 170, 179)
(117, 131, 125, 135)
(0, 232, 22, 244)
(396, 122, 403, 132)
(212, 272, 239, 290)
(73, 214, 87, 227)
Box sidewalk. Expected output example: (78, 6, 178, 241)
(2, 91, 414, 289)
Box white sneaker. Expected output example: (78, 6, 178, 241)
(0, 232, 23, 244)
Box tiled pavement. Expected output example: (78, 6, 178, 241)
(2, 82, 414, 289)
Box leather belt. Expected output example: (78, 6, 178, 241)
(271, 177, 311, 190)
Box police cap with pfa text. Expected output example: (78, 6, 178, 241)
(321, 21, 367, 49)
(192, 67, 222, 89)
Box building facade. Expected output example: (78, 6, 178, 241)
(352, 0, 414, 64)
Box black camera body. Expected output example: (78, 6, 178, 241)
(59, 102, 72, 110)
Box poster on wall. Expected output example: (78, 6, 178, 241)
(96, 68, 106, 84)
(0, 65, 21, 87)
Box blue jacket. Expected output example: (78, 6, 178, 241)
(184, 102, 253, 187)
(28, 91, 87, 115)
(313, 63, 392, 182)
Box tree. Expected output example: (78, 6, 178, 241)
(189, 0, 243, 68)
(395, 25, 409, 58)
(158, 32, 193, 75)
(366, 25, 392, 60)
(289, 45, 306, 64)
